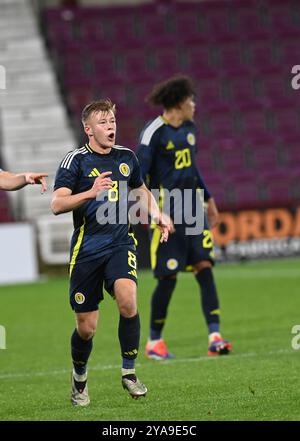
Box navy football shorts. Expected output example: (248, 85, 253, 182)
(150, 225, 215, 278)
(69, 246, 138, 313)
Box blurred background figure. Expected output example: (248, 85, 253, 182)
(136, 75, 232, 359)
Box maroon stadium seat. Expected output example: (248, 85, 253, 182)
(42, 0, 300, 212)
(195, 75, 228, 110)
(216, 39, 248, 74)
(237, 104, 269, 137)
(153, 45, 182, 78)
(247, 38, 279, 70)
(228, 74, 261, 106)
(272, 105, 300, 136)
(205, 105, 237, 139)
(236, 7, 272, 39)
(256, 67, 295, 106)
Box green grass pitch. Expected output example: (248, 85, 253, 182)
(0, 258, 300, 421)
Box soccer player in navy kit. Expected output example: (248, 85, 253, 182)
(52, 99, 170, 406)
(0, 169, 47, 192)
(137, 76, 232, 360)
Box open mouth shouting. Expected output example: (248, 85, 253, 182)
(107, 132, 115, 143)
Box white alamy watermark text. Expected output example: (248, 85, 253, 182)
(95, 182, 205, 235)
(291, 325, 300, 350)
(291, 65, 300, 90)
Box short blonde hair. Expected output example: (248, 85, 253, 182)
(81, 99, 116, 123)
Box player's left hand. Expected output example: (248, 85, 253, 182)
(207, 197, 219, 228)
(24, 173, 48, 193)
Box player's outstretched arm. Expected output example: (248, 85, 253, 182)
(51, 171, 113, 215)
(0, 171, 48, 192)
(132, 184, 173, 243)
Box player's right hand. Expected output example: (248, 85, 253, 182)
(89, 171, 113, 198)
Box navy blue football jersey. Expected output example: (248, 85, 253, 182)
(136, 116, 211, 222)
(137, 116, 211, 194)
(54, 143, 143, 264)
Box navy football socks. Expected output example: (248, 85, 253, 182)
(119, 314, 140, 369)
(150, 278, 177, 340)
(71, 329, 93, 376)
(195, 268, 220, 333)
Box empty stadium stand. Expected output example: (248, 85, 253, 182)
(0, 115, 13, 223)
(0, 0, 76, 261)
(41, 0, 300, 213)
(1, 0, 299, 263)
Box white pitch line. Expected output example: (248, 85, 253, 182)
(0, 348, 296, 380)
